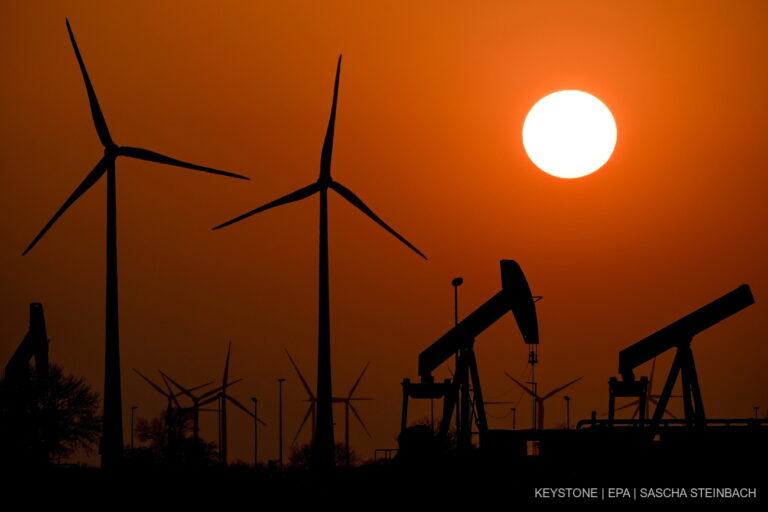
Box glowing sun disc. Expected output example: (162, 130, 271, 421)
(522, 90, 617, 179)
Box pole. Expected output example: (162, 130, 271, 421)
(102, 161, 123, 469)
(564, 396, 571, 429)
(278, 378, 286, 468)
(511, 408, 516, 430)
(130, 405, 138, 450)
(314, 187, 335, 470)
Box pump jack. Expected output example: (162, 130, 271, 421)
(608, 285, 754, 429)
(400, 260, 539, 448)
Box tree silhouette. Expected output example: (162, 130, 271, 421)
(128, 408, 218, 469)
(0, 363, 100, 466)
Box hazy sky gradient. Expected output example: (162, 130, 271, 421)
(1, 1, 767, 465)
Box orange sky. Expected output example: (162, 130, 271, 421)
(1, 1, 767, 465)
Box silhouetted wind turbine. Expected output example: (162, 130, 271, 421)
(285, 349, 317, 447)
(134, 368, 211, 442)
(505, 374, 582, 429)
(336, 362, 373, 466)
(160, 370, 241, 441)
(195, 342, 264, 464)
(285, 348, 372, 464)
(22, 19, 249, 468)
(214, 56, 425, 469)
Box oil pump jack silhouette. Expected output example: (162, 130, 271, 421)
(401, 260, 539, 449)
(214, 56, 425, 469)
(22, 19, 249, 468)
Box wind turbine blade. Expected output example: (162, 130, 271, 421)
(226, 395, 255, 419)
(648, 397, 678, 419)
(284, 348, 315, 400)
(198, 394, 219, 407)
(291, 406, 313, 447)
(159, 371, 195, 402)
(200, 378, 244, 400)
(224, 396, 265, 425)
(188, 381, 214, 394)
(65, 19, 113, 147)
(349, 403, 372, 438)
(347, 362, 370, 399)
(212, 182, 320, 230)
(614, 400, 640, 412)
(330, 180, 427, 260)
(541, 377, 583, 400)
(320, 55, 342, 180)
(504, 372, 538, 399)
(23, 157, 108, 255)
(133, 368, 168, 397)
(159, 373, 182, 409)
(118, 146, 248, 180)
(223, 341, 232, 389)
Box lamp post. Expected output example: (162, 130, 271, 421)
(511, 407, 516, 430)
(130, 405, 138, 449)
(452, 277, 463, 326)
(564, 396, 571, 429)
(278, 378, 286, 468)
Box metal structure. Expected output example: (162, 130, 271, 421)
(5, 303, 49, 384)
(607, 284, 754, 428)
(23, 19, 248, 468)
(214, 56, 425, 469)
(400, 260, 539, 448)
(3, 303, 50, 462)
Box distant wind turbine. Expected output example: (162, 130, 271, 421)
(194, 342, 265, 465)
(505, 374, 582, 429)
(214, 56, 425, 469)
(160, 370, 242, 442)
(133, 368, 212, 443)
(284, 348, 372, 464)
(23, 19, 249, 468)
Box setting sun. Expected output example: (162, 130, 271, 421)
(522, 90, 617, 179)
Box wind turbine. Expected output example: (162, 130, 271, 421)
(336, 362, 373, 466)
(159, 371, 241, 441)
(284, 348, 372, 465)
(505, 374, 582, 429)
(22, 19, 249, 468)
(194, 342, 265, 465)
(133, 368, 211, 444)
(284, 348, 317, 446)
(214, 56, 425, 468)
